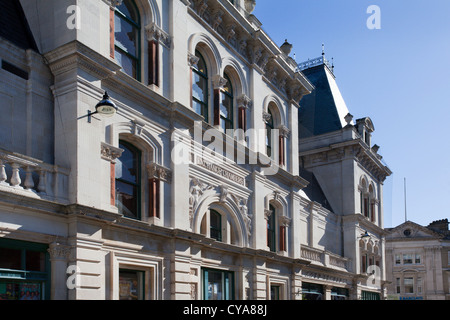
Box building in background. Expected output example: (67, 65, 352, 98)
(0, 0, 390, 300)
(385, 219, 450, 300)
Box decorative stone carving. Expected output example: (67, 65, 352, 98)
(48, 243, 71, 260)
(103, 0, 122, 8)
(146, 162, 172, 183)
(264, 208, 273, 220)
(218, 185, 228, 203)
(237, 94, 252, 109)
(279, 125, 291, 138)
(247, 43, 263, 66)
(262, 111, 272, 124)
(279, 215, 292, 227)
(189, 178, 214, 226)
(225, 24, 236, 42)
(211, 9, 224, 31)
(188, 53, 200, 68)
(132, 118, 146, 137)
(194, 0, 208, 17)
(244, 0, 256, 14)
(212, 75, 228, 89)
(145, 23, 171, 48)
(101, 142, 124, 162)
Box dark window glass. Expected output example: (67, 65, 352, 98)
(115, 0, 140, 80)
(25, 251, 45, 272)
(210, 210, 222, 242)
(267, 204, 276, 252)
(203, 268, 234, 300)
(220, 74, 233, 132)
(0, 247, 21, 270)
(192, 51, 208, 121)
(266, 110, 274, 157)
(270, 285, 280, 300)
(116, 141, 141, 219)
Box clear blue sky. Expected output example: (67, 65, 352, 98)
(254, 0, 450, 228)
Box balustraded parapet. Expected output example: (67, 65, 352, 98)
(0, 149, 70, 204)
(300, 245, 350, 272)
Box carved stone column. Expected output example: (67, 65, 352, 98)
(48, 243, 71, 300)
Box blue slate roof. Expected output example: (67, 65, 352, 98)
(0, 0, 38, 52)
(299, 167, 334, 212)
(299, 63, 350, 138)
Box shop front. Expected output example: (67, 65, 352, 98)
(0, 239, 50, 300)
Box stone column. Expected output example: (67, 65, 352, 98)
(48, 242, 71, 300)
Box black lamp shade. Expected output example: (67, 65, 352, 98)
(95, 92, 117, 117)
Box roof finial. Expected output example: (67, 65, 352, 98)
(331, 57, 334, 72)
(322, 43, 325, 56)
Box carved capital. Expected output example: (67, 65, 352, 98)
(279, 215, 292, 227)
(262, 111, 272, 124)
(48, 243, 71, 261)
(264, 209, 273, 220)
(145, 23, 171, 48)
(188, 53, 200, 68)
(212, 74, 228, 89)
(146, 162, 172, 183)
(279, 125, 291, 138)
(103, 0, 123, 8)
(237, 94, 252, 109)
(101, 142, 124, 162)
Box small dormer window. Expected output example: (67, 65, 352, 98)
(364, 132, 371, 146)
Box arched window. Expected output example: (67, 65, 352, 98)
(220, 74, 234, 132)
(265, 109, 274, 158)
(115, 0, 141, 80)
(267, 204, 276, 252)
(369, 185, 375, 222)
(210, 210, 222, 242)
(116, 141, 141, 219)
(192, 50, 209, 121)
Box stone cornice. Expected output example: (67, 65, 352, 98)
(188, 0, 313, 102)
(44, 41, 121, 79)
(300, 139, 392, 182)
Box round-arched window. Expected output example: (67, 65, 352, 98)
(116, 140, 141, 219)
(115, 0, 141, 80)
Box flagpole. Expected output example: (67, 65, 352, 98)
(404, 178, 407, 222)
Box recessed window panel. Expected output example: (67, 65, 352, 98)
(116, 141, 141, 220)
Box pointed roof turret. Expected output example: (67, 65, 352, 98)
(297, 52, 351, 138)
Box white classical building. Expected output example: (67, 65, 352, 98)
(0, 0, 391, 300)
(385, 219, 450, 300)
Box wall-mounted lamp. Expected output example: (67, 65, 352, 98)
(81, 91, 118, 123)
(359, 231, 371, 240)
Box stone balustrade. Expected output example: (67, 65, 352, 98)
(0, 148, 70, 204)
(301, 245, 350, 271)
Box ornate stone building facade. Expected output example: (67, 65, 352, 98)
(385, 219, 450, 300)
(0, 0, 391, 300)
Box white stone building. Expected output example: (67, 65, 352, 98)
(385, 219, 450, 300)
(0, 0, 391, 300)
